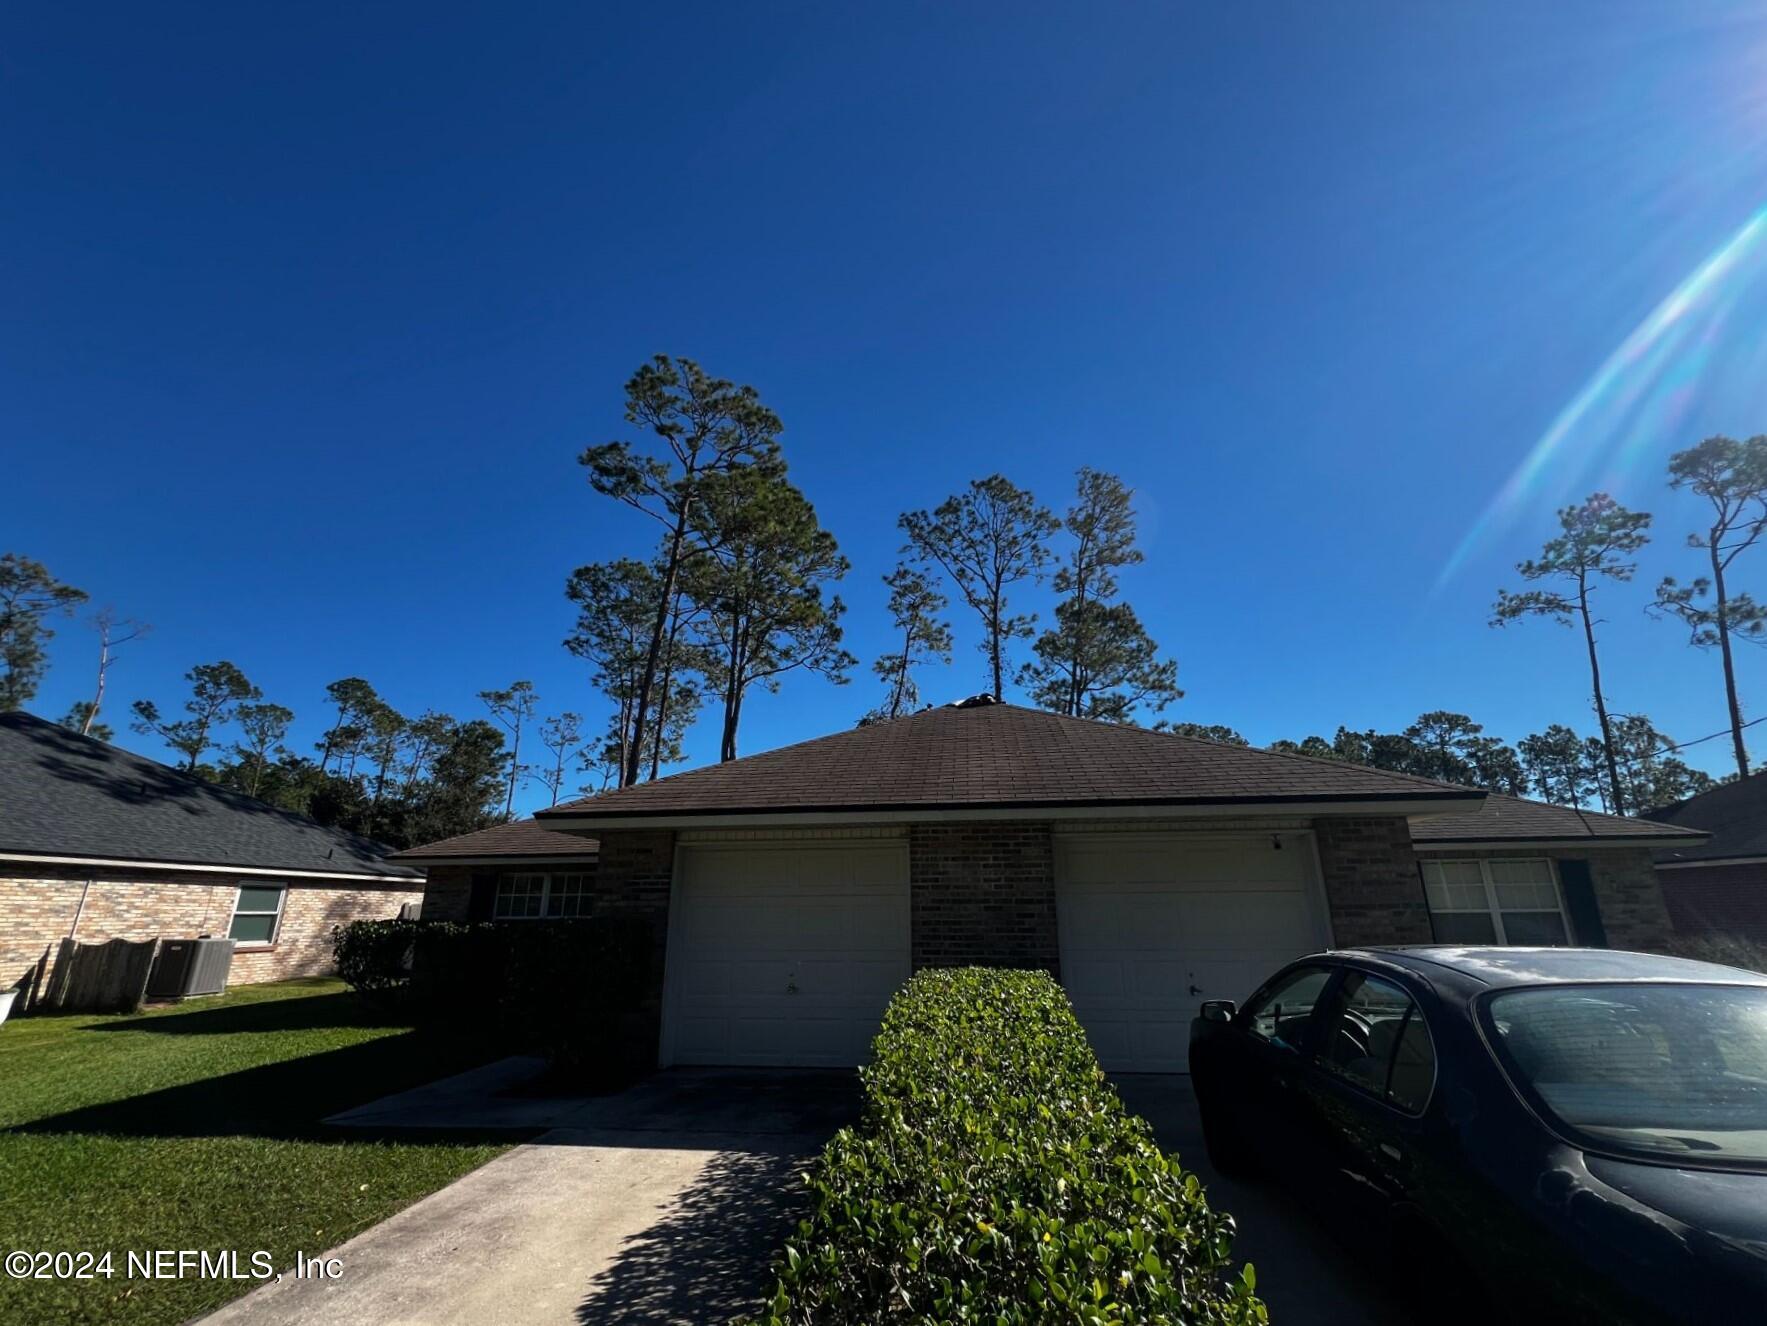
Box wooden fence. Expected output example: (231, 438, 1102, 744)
(42, 937, 159, 1013)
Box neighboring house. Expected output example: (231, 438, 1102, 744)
(1647, 773, 1767, 945)
(389, 818, 600, 920)
(401, 697, 1702, 1073)
(0, 711, 424, 1005)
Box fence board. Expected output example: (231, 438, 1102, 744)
(48, 938, 159, 1013)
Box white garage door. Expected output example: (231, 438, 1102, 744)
(663, 838, 911, 1067)
(1056, 832, 1331, 1073)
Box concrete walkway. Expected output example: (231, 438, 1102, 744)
(200, 1066, 859, 1326)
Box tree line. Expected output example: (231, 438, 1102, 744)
(0, 556, 543, 849)
(1169, 710, 1715, 814)
(5, 361, 1761, 826)
(568, 355, 1184, 790)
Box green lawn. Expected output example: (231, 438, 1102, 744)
(0, 979, 513, 1326)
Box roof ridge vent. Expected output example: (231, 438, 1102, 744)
(948, 693, 1000, 709)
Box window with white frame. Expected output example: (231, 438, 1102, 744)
(1422, 859, 1570, 946)
(493, 872, 591, 920)
(228, 883, 287, 946)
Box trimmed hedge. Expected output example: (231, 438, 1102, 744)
(331, 917, 655, 1085)
(332, 917, 419, 1005)
(749, 968, 1267, 1325)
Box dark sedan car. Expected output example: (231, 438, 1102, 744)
(1188, 947, 1767, 1325)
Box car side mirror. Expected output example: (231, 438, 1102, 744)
(1200, 999, 1237, 1024)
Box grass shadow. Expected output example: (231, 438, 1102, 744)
(575, 1144, 812, 1325)
(89, 989, 410, 1036)
(15, 1029, 518, 1147)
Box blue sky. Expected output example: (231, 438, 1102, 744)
(8, 2, 1767, 813)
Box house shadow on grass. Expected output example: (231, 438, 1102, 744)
(16, 1029, 518, 1149)
(89, 988, 411, 1037)
(575, 1143, 812, 1326)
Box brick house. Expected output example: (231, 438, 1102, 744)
(401, 697, 1703, 1073)
(0, 711, 424, 1006)
(392, 818, 600, 922)
(1647, 772, 1767, 945)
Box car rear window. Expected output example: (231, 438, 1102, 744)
(1484, 983, 1767, 1166)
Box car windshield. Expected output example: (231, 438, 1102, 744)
(1485, 983, 1767, 1166)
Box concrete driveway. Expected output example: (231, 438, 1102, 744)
(200, 1067, 859, 1326)
(1114, 1075, 1409, 1326)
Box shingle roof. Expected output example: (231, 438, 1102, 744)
(1647, 773, 1767, 863)
(390, 818, 599, 862)
(537, 699, 1486, 821)
(0, 711, 419, 878)
(1409, 792, 1706, 845)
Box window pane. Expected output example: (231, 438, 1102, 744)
(1502, 911, 1569, 946)
(495, 874, 547, 920)
(1494, 881, 1559, 911)
(1322, 973, 1416, 1096)
(1388, 1011, 1436, 1113)
(1432, 911, 1498, 944)
(1489, 860, 1554, 887)
(235, 885, 284, 914)
(1425, 877, 1489, 912)
(1426, 861, 1485, 887)
(1244, 968, 1333, 1050)
(229, 913, 277, 943)
(546, 874, 588, 918)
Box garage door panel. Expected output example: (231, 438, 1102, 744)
(1057, 834, 1328, 1073)
(1062, 956, 1129, 1001)
(1178, 893, 1317, 948)
(667, 842, 909, 1068)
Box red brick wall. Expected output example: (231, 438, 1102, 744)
(909, 821, 1060, 974)
(1656, 861, 1767, 946)
(1, 866, 423, 1007)
(1314, 817, 1433, 945)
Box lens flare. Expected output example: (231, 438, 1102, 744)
(1434, 205, 1767, 592)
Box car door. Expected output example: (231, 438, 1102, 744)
(1225, 963, 1342, 1176)
(1299, 968, 1439, 1226)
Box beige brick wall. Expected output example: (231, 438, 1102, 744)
(1, 865, 423, 1006)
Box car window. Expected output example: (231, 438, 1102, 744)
(1243, 967, 1333, 1052)
(1320, 971, 1436, 1113)
(1387, 1010, 1436, 1113)
(1486, 983, 1767, 1165)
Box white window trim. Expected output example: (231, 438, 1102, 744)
(1423, 857, 1571, 945)
(493, 871, 590, 921)
(229, 882, 287, 948)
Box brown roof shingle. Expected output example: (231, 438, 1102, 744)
(390, 818, 599, 862)
(1410, 793, 1706, 845)
(537, 700, 1485, 821)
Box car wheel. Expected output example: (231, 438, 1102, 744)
(1197, 1093, 1257, 1178)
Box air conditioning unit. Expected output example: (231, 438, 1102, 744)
(146, 937, 237, 1000)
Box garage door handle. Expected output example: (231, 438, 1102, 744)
(1189, 984, 1202, 996)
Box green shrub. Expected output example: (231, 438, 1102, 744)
(331, 918, 419, 1005)
(331, 917, 657, 1085)
(749, 968, 1267, 1325)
